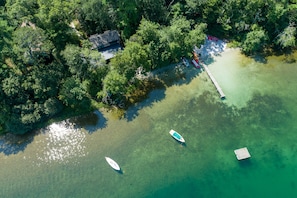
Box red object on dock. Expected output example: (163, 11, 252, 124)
(192, 59, 200, 68)
(207, 35, 219, 41)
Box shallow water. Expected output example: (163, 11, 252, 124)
(1, 49, 297, 198)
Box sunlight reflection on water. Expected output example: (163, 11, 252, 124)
(35, 120, 87, 166)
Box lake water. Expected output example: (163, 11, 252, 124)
(1, 49, 297, 198)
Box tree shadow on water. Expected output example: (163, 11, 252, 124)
(160, 64, 201, 87)
(125, 89, 166, 121)
(125, 64, 204, 122)
(0, 132, 35, 155)
(250, 54, 267, 64)
(239, 93, 291, 129)
(68, 110, 107, 133)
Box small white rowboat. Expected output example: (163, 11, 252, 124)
(105, 157, 121, 171)
(169, 129, 185, 143)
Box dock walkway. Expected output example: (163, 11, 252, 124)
(201, 64, 225, 99)
(195, 37, 226, 99)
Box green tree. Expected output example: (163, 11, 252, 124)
(61, 44, 88, 79)
(0, 17, 13, 61)
(2, 74, 27, 104)
(160, 17, 192, 62)
(4, 100, 46, 134)
(58, 77, 89, 108)
(100, 69, 128, 103)
(276, 25, 296, 49)
(5, 0, 38, 26)
(2, 73, 44, 134)
(12, 26, 54, 65)
(288, 3, 297, 24)
(134, 18, 170, 68)
(242, 26, 268, 55)
(109, 0, 141, 39)
(78, 42, 108, 97)
(61, 43, 106, 84)
(35, 0, 80, 51)
(43, 97, 63, 117)
(110, 41, 151, 80)
(185, 23, 207, 56)
(135, 0, 168, 23)
(78, 0, 115, 35)
(136, 18, 161, 44)
(1, 59, 64, 134)
(185, 0, 220, 25)
(265, 2, 288, 39)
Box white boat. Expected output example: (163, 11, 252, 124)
(105, 157, 121, 171)
(169, 129, 185, 143)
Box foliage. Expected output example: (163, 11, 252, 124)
(61, 43, 107, 97)
(77, 0, 115, 35)
(242, 26, 268, 55)
(135, 0, 168, 23)
(276, 25, 296, 49)
(0, 17, 13, 61)
(134, 18, 170, 68)
(1, 0, 297, 134)
(58, 77, 89, 108)
(99, 69, 128, 105)
(5, 0, 39, 27)
(12, 26, 54, 65)
(110, 41, 151, 80)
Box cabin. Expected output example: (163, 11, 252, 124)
(89, 30, 122, 61)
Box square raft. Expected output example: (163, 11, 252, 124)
(234, 147, 251, 160)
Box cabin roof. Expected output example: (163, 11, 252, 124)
(89, 30, 120, 50)
(89, 30, 122, 60)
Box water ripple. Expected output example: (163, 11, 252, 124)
(35, 120, 87, 166)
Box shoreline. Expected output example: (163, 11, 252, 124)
(0, 38, 228, 136)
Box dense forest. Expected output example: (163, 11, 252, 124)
(0, 0, 296, 134)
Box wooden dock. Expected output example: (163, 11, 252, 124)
(234, 147, 251, 160)
(201, 64, 225, 99)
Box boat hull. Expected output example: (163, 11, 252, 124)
(105, 157, 121, 171)
(169, 129, 185, 143)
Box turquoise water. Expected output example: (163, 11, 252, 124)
(1, 49, 297, 198)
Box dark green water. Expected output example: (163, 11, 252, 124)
(1, 49, 297, 198)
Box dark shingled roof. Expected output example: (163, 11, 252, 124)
(89, 30, 120, 50)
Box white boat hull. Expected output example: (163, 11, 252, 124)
(105, 157, 121, 171)
(169, 129, 185, 143)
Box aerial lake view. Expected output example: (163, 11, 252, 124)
(1, 48, 297, 198)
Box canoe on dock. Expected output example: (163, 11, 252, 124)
(192, 59, 201, 69)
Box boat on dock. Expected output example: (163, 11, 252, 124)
(169, 129, 185, 143)
(105, 157, 121, 171)
(192, 59, 201, 69)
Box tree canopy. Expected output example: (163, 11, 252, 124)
(1, 0, 297, 134)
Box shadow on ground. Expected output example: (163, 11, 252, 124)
(198, 39, 226, 66)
